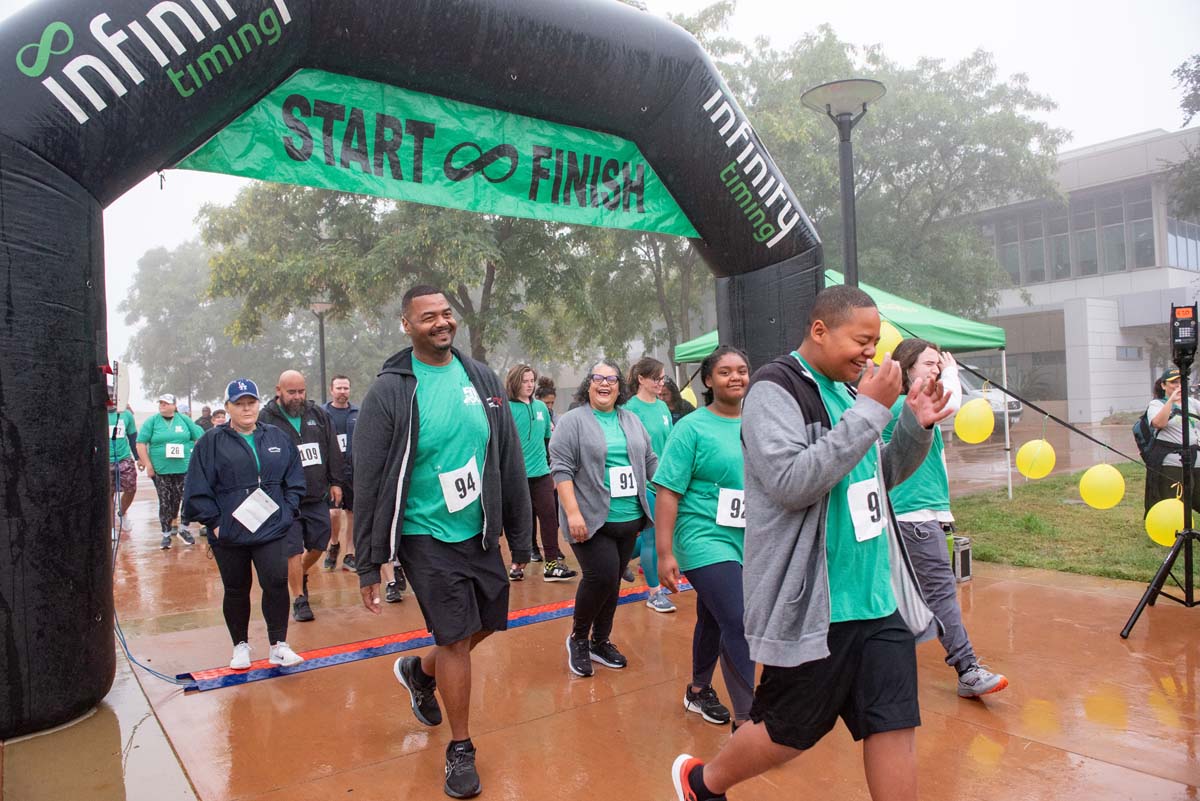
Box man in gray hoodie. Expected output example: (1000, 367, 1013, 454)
(671, 286, 952, 801)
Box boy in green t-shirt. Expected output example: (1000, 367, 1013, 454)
(672, 286, 952, 801)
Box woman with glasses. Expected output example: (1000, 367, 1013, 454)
(623, 357, 676, 612)
(550, 360, 656, 677)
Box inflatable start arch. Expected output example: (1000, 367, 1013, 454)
(0, 0, 822, 738)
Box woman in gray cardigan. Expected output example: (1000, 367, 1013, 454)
(550, 359, 657, 678)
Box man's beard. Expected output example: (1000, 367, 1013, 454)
(284, 399, 305, 416)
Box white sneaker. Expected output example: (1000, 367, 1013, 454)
(269, 642, 304, 667)
(120, 516, 133, 532)
(229, 642, 252, 670)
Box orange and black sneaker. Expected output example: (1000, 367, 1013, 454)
(671, 754, 726, 801)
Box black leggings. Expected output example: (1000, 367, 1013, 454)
(151, 473, 186, 533)
(569, 518, 643, 642)
(529, 475, 562, 561)
(211, 537, 291, 645)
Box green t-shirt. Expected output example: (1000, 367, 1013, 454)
(883, 397, 950, 514)
(107, 409, 136, 463)
(402, 356, 491, 543)
(623, 395, 673, 457)
(136, 412, 204, 475)
(594, 408, 644, 523)
(284, 412, 302, 435)
(794, 353, 895, 623)
(652, 407, 745, 571)
(239, 431, 261, 472)
(508, 398, 551, 479)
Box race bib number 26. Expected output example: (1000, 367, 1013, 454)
(165, 443, 185, 459)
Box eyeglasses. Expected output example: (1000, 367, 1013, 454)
(590, 374, 620, 385)
(648, 375, 666, 383)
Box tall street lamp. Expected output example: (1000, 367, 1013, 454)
(801, 78, 886, 287)
(309, 299, 334, 403)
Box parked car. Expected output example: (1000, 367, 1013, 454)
(940, 365, 1022, 433)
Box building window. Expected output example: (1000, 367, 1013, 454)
(997, 218, 1020, 284)
(1047, 211, 1070, 280)
(1071, 198, 1098, 275)
(1103, 224, 1126, 272)
(1132, 218, 1154, 268)
(1022, 211, 1045, 283)
(1116, 346, 1143, 361)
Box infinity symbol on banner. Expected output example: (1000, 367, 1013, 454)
(444, 142, 519, 184)
(17, 21, 74, 78)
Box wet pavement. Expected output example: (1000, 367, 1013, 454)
(4, 461, 1198, 800)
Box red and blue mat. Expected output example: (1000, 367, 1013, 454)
(178, 581, 691, 692)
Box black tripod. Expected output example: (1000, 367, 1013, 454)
(1122, 353, 1200, 638)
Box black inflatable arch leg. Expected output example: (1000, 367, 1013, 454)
(0, 135, 115, 739)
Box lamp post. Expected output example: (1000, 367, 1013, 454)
(800, 78, 886, 287)
(309, 299, 334, 403)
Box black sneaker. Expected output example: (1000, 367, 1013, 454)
(394, 655, 442, 726)
(566, 635, 593, 677)
(160, 533, 172, 550)
(394, 566, 407, 592)
(342, 553, 357, 572)
(385, 581, 404, 603)
(444, 740, 481, 799)
(508, 565, 524, 581)
(684, 685, 731, 725)
(292, 595, 314, 622)
(589, 639, 628, 669)
(622, 566, 635, 582)
(179, 528, 196, 545)
(323, 542, 340, 570)
(543, 560, 577, 582)
(529, 549, 543, 562)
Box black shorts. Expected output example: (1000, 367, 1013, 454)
(328, 483, 354, 512)
(749, 610, 920, 749)
(398, 533, 510, 646)
(286, 499, 332, 556)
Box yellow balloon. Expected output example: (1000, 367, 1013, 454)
(873, 319, 903, 365)
(1016, 439, 1056, 479)
(1145, 498, 1184, 547)
(680, 384, 698, 408)
(954, 398, 995, 444)
(1079, 464, 1125, 510)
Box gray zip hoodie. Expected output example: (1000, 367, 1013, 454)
(742, 355, 939, 668)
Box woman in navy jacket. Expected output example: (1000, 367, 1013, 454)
(184, 379, 308, 670)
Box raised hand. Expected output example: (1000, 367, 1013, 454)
(906, 376, 954, 428)
(857, 356, 902, 409)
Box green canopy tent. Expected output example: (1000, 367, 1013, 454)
(673, 270, 1014, 497)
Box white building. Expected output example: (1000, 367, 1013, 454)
(972, 127, 1200, 423)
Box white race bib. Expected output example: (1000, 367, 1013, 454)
(439, 456, 482, 513)
(232, 488, 280, 533)
(609, 465, 638, 498)
(847, 478, 886, 542)
(110, 420, 126, 439)
(716, 488, 747, 528)
(165, 442, 185, 459)
(298, 442, 323, 467)
(337, 433, 347, 453)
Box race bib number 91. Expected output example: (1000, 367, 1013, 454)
(609, 466, 638, 498)
(847, 478, 885, 542)
(716, 488, 747, 528)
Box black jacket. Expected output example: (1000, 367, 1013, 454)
(182, 422, 306, 547)
(352, 347, 533, 587)
(259, 398, 346, 502)
(323, 401, 359, 483)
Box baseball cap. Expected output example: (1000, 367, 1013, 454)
(157, 393, 177, 404)
(1161, 368, 1182, 383)
(225, 379, 259, 403)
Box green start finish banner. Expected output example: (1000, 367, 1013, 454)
(178, 69, 699, 238)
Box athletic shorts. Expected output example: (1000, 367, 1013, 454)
(328, 483, 354, 512)
(113, 458, 138, 493)
(286, 498, 332, 556)
(398, 533, 510, 646)
(749, 610, 920, 749)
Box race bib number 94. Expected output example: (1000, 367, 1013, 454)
(609, 466, 637, 498)
(439, 456, 482, 513)
(847, 478, 885, 542)
(716, 488, 747, 528)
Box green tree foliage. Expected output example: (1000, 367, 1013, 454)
(1170, 54, 1200, 220)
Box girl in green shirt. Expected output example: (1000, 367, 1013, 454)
(655, 346, 754, 728)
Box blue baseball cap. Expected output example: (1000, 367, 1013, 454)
(225, 378, 259, 403)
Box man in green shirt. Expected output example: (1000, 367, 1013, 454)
(354, 285, 531, 800)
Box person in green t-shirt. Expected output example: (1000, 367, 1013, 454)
(506, 363, 577, 583)
(654, 346, 754, 730)
(107, 401, 138, 534)
(550, 359, 657, 679)
(136, 393, 205, 549)
(884, 338, 1008, 699)
(623, 356, 677, 613)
